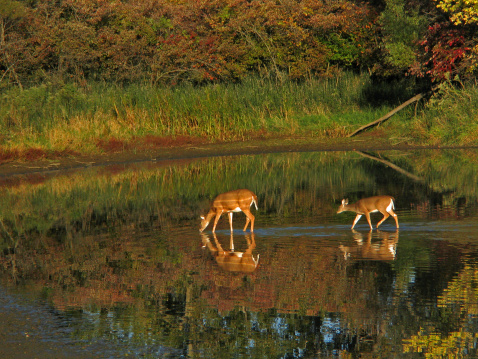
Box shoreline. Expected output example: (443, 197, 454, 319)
(0, 135, 475, 178)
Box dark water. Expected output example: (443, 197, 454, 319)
(0, 149, 477, 358)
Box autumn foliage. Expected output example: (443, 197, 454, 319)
(2, 0, 478, 90)
(1, 0, 379, 87)
(414, 22, 473, 81)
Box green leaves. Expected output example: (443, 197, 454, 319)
(1, 0, 381, 86)
(379, 0, 428, 71)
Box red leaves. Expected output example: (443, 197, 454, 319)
(414, 22, 472, 81)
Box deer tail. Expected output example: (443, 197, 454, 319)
(252, 195, 258, 210)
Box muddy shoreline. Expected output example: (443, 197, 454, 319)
(0, 135, 470, 178)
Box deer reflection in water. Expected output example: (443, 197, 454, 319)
(339, 229, 399, 261)
(201, 232, 259, 273)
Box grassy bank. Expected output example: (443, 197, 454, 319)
(402, 81, 478, 145)
(0, 73, 477, 160)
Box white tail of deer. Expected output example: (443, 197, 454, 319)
(337, 195, 399, 230)
(199, 189, 258, 233)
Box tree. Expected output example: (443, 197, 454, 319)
(435, 0, 478, 25)
(431, 0, 478, 81)
(412, 22, 473, 82)
(0, 0, 26, 89)
(408, 0, 478, 82)
(377, 0, 429, 75)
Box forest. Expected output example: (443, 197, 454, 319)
(2, 0, 478, 86)
(0, 0, 477, 156)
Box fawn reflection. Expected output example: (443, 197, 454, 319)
(201, 232, 260, 273)
(339, 229, 399, 261)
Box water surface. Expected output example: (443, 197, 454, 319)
(0, 149, 477, 358)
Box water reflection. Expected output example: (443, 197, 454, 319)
(201, 232, 259, 273)
(339, 229, 399, 261)
(0, 149, 477, 358)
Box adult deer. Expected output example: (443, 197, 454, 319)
(199, 189, 258, 233)
(337, 195, 399, 230)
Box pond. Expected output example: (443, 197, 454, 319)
(0, 148, 478, 358)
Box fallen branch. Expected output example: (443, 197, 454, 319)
(347, 92, 426, 137)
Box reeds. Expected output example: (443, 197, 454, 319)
(420, 81, 478, 145)
(2, 73, 475, 154)
(0, 73, 398, 154)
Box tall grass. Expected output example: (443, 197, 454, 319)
(394, 80, 478, 146)
(1, 73, 476, 155)
(0, 73, 392, 154)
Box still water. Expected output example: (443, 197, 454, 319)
(0, 149, 477, 358)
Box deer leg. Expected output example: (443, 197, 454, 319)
(229, 232, 234, 251)
(243, 218, 250, 232)
(386, 200, 399, 228)
(242, 209, 255, 232)
(228, 212, 234, 232)
(212, 212, 223, 233)
(379, 208, 399, 228)
(364, 213, 373, 230)
(210, 232, 227, 256)
(351, 214, 362, 229)
(377, 212, 390, 228)
(211, 232, 224, 252)
(388, 209, 399, 228)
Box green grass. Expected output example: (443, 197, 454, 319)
(392, 80, 478, 146)
(1, 73, 476, 156)
(0, 72, 381, 153)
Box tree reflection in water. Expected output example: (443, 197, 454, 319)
(0, 149, 477, 357)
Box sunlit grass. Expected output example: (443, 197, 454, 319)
(0, 73, 391, 154)
(1, 74, 476, 155)
(400, 80, 478, 146)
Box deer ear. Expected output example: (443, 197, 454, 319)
(343, 199, 348, 205)
(200, 215, 205, 219)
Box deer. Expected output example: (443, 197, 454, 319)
(337, 195, 399, 230)
(199, 189, 258, 233)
